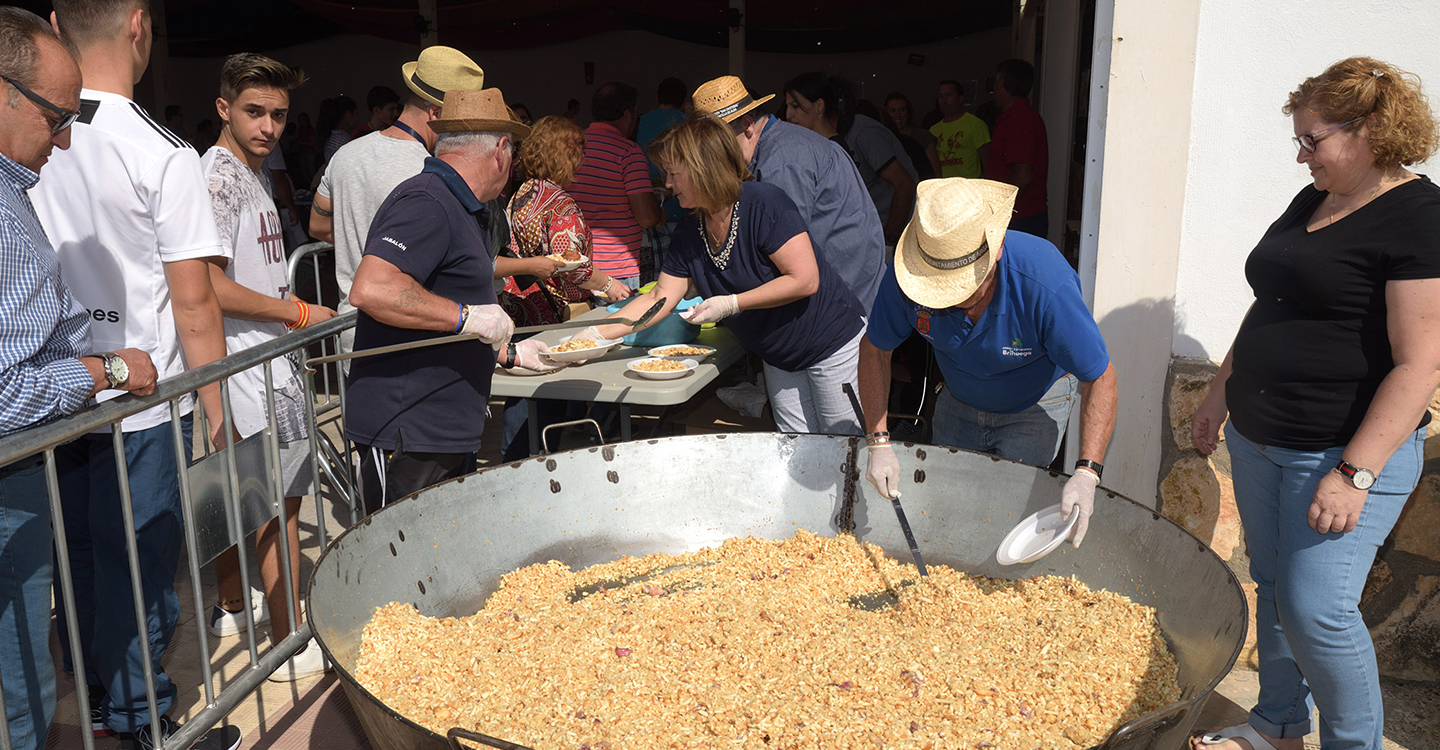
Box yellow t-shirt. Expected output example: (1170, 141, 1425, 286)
(930, 113, 991, 179)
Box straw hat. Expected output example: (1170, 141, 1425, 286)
(429, 89, 531, 139)
(402, 46, 485, 106)
(692, 76, 775, 123)
(894, 178, 1018, 309)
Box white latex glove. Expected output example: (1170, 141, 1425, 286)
(1061, 469, 1099, 548)
(462, 304, 514, 349)
(680, 294, 740, 325)
(512, 339, 565, 373)
(866, 444, 902, 499)
(569, 325, 606, 344)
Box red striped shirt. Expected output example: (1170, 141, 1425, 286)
(569, 122, 652, 278)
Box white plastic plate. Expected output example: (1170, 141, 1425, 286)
(995, 503, 1079, 566)
(546, 336, 620, 363)
(647, 344, 717, 360)
(626, 357, 699, 380)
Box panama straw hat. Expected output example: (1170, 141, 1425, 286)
(402, 46, 485, 106)
(894, 178, 1018, 309)
(692, 75, 775, 123)
(429, 89, 531, 139)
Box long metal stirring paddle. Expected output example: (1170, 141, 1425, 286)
(304, 297, 668, 369)
(843, 381, 928, 577)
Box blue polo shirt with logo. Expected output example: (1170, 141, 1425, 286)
(346, 157, 498, 453)
(867, 231, 1109, 414)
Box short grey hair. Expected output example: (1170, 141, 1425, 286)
(434, 131, 508, 157)
(0, 7, 73, 109)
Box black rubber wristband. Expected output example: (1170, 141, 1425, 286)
(1074, 459, 1104, 480)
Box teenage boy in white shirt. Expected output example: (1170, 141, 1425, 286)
(31, 1, 238, 747)
(199, 52, 336, 682)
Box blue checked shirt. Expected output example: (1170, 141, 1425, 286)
(0, 152, 93, 436)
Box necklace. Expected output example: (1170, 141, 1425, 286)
(701, 201, 741, 271)
(1329, 177, 1386, 226)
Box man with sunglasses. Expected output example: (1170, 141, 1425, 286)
(29, 1, 241, 748)
(0, 10, 165, 750)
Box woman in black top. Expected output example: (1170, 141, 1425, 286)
(1190, 58, 1440, 750)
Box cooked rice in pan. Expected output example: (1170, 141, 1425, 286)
(356, 531, 1180, 749)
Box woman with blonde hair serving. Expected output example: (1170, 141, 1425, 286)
(503, 115, 632, 324)
(1190, 57, 1440, 750)
(578, 114, 867, 434)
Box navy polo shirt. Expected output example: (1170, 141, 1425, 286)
(662, 181, 864, 371)
(867, 231, 1109, 414)
(346, 157, 498, 453)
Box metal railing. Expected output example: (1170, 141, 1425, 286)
(0, 299, 359, 748)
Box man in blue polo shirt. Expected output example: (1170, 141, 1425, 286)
(858, 178, 1117, 547)
(346, 89, 559, 515)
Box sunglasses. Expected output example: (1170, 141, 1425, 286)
(1292, 117, 1360, 153)
(2, 74, 81, 135)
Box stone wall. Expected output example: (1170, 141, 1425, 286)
(1158, 357, 1440, 681)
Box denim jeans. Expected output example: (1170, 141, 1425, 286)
(1226, 422, 1424, 749)
(54, 416, 191, 734)
(0, 456, 56, 750)
(762, 329, 863, 435)
(932, 374, 1077, 466)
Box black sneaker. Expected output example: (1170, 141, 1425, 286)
(86, 685, 113, 737)
(123, 715, 243, 750)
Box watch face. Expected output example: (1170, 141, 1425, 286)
(1353, 469, 1376, 490)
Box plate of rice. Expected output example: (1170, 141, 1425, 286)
(647, 344, 716, 360)
(626, 357, 699, 380)
(546, 336, 620, 363)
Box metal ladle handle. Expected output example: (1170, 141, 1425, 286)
(841, 382, 928, 577)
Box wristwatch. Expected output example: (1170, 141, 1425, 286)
(1335, 460, 1376, 490)
(500, 342, 518, 369)
(98, 352, 129, 390)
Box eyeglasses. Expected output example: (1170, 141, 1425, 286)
(1, 74, 80, 135)
(1292, 117, 1360, 153)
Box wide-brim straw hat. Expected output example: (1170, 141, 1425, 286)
(692, 75, 775, 123)
(894, 178, 1018, 309)
(429, 89, 531, 139)
(402, 46, 485, 106)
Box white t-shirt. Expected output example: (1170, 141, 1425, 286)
(316, 131, 429, 354)
(32, 89, 230, 432)
(200, 147, 302, 440)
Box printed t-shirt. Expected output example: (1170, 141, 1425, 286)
(867, 231, 1109, 413)
(637, 107, 688, 222)
(842, 115, 918, 227)
(200, 147, 305, 441)
(986, 99, 1048, 218)
(570, 121, 652, 279)
(32, 89, 230, 432)
(345, 157, 498, 454)
(750, 116, 886, 314)
(930, 112, 990, 179)
(661, 181, 864, 372)
(1227, 178, 1440, 451)
(317, 131, 430, 355)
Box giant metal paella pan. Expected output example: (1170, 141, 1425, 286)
(309, 433, 1246, 750)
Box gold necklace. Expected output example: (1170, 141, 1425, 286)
(1330, 178, 1386, 226)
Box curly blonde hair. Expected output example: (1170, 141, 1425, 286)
(517, 116, 585, 187)
(1283, 56, 1438, 168)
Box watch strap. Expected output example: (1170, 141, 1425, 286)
(1074, 459, 1103, 480)
(97, 352, 123, 389)
(500, 342, 518, 369)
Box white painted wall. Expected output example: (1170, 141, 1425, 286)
(1172, 0, 1440, 360)
(154, 28, 1011, 137)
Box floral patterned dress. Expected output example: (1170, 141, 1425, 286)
(501, 178, 598, 326)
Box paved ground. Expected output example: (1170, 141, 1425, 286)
(42, 391, 1440, 749)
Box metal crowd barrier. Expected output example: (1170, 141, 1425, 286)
(0, 244, 361, 748)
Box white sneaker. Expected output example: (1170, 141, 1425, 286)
(267, 641, 329, 682)
(207, 588, 270, 637)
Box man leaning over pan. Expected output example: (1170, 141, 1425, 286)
(857, 178, 1117, 547)
(345, 88, 561, 514)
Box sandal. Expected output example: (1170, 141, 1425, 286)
(1198, 724, 1279, 750)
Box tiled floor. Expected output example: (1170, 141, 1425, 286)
(40, 394, 1440, 749)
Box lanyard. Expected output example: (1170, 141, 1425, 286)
(391, 119, 427, 147)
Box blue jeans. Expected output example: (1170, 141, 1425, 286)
(54, 417, 191, 734)
(0, 456, 57, 750)
(1226, 422, 1424, 749)
(931, 374, 1076, 466)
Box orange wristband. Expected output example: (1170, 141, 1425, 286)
(286, 299, 308, 330)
